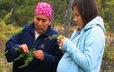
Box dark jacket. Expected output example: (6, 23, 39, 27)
(5, 23, 63, 72)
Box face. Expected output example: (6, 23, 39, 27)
(73, 7, 84, 30)
(34, 14, 51, 34)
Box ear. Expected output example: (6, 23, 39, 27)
(48, 21, 51, 25)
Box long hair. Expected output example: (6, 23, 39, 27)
(72, 0, 99, 26)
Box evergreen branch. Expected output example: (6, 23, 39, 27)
(45, 35, 64, 40)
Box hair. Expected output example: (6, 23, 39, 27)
(72, 0, 99, 26)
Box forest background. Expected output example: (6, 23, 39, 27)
(0, 0, 114, 72)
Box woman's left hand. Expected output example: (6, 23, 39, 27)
(34, 50, 44, 61)
(57, 35, 66, 49)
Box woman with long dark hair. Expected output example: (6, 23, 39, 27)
(57, 0, 106, 72)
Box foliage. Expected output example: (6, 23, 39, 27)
(0, 0, 70, 25)
(0, 9, 22, 43)
(103, 44, 114, 64)
(45, 35, 64, 40)
(0, 50, 12, 72)
(98, 0, 114, 31)
(1, 0, 113, 31)
(0, 56, 12, 72)
(0, 0, 114, 72)
(0, 9, 21, 72)
(13, 48, 35, 68)
(101, 44, 114, 71)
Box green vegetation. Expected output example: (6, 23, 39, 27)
(0, 0, 114, 72)
(103, 44, 114, 64)
(45, 35, 64, 40)
(14, 48, 35, 68)
(0, 7, 21, 72)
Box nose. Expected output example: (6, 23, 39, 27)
(73, 17, 78, 22)
(38, 20, 43, 25)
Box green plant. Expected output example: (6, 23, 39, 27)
(45, 35, 64, 40)
(14, 48, 35, 68)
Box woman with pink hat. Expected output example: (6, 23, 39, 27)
(5, 2, 63, 72)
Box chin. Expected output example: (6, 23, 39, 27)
(76, 28, 81, 31)
(39, 31, 45, 34)
(75, 26, 82, 31)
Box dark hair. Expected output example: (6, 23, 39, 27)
(72, 0, 99, 26)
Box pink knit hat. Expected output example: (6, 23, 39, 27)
(34, 2, 52, 20)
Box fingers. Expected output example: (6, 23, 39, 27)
(19, 44, 29, 53)
(57, 39, 62, 49)
(33, 50, 44, 61)
(57, 35, 65, 49)
(58, 43, 62, 49)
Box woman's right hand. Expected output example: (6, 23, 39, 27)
(19, 44, 29, 53)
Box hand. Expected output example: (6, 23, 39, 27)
(19, 44, 29, 53)
(33, 50, 44, 61)
(57, 35, 66, 49)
